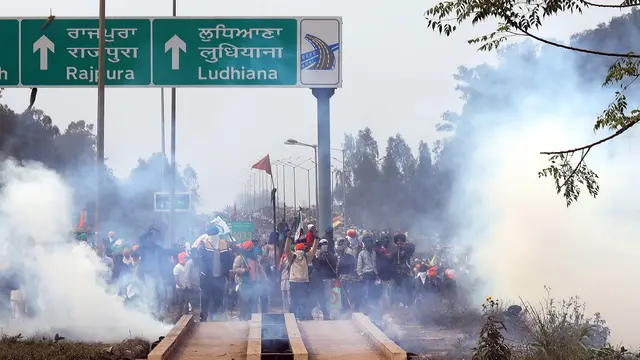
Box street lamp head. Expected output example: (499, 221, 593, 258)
(285, 139, 299, 145)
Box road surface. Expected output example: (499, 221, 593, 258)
(304, 34, 336, 70)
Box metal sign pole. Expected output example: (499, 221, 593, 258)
(312, 88, 335, 236)
(95, 0, 106, 245)
(168, 0, 177, 248)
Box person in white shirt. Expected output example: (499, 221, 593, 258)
(356, 236, 378, 313)
(173, 252, 190, 315)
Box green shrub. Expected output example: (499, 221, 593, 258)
(472, 296, 511, 360)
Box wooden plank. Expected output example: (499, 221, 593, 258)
(351, 313, 407, 360)
(284, 313, 308, 360)
(148, 314, 195, 360)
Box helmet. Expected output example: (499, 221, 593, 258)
(346, 229, 357, 238)
(207, 225, 220, 235)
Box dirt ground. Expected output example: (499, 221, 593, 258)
(0, 335, 151, 360)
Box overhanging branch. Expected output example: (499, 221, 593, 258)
(540, 119, 639, 155)
(580, 0, 637, 8)
(516, 26, 640, 58)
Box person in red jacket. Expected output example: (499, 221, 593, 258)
(305, 224, 317, 250)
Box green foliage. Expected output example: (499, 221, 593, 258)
(472, 297, 511, 360)
(537, 152, 599, 207)
(338, 128, 449, 231)
(469, 290, 640, 360)
(425, 0, 640, 206)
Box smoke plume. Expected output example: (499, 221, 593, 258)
(0, 159, 171, 342)
(446, 37, 640, 346)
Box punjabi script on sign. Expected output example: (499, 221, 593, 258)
(197, 24, 284, 64)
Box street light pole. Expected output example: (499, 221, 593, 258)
(313, 146, 319, 212)
(331, 147, 347, 224)
(280, 160, 299, 210)
(252, 173, 257, 211)
(306, 169, 311, 208)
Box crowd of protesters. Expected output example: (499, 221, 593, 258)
(0, 215, 461, 324)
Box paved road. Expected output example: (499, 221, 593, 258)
(304, 34, 336, 70)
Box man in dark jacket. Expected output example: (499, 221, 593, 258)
(310, 238, 336, 320)
(390, 232, 415, 307)
(335, 238, 356, 313)
(192, 225, 234, 322)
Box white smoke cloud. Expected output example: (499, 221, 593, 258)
(447, 43, 640, 346)
(0, 160, 171, 342)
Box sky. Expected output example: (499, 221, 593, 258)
(0, 0, 624, 211)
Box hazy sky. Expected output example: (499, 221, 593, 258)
(0, 0, 623, 211)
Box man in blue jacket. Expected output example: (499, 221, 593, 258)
(192, 225, 234, 322)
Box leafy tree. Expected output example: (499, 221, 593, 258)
(425, 0, 640, 206)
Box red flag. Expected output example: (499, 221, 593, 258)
(251, 154, 272, 175)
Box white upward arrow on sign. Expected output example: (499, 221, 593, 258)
(33, 35, 55, 71)
(165, 35, 186, 70)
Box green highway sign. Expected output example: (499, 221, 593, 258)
(1, 17, 341, 88)
(20, 18, 151, 86)
(229, 221, 255, 241)
(154, 192, 192, 212)
(152, 18, 297, 86)
(0, 20, 19, 86)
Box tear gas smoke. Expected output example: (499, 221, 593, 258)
(449, 42, 640, 346)
(0, 160, 171, 342)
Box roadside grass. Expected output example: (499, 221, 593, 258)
(0, 334, 151, 360)
(471, 288, 639, 360)
(393, 286, 638, 359)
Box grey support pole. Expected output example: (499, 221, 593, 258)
(169, 0, 177, 247)
(312, 88, 335, 235)
(95, 0, 106, 244)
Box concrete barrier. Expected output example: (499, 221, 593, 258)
(246, 313, 262, 360)
(352, 312, 407, 360)
(147, 314, 195, 360)
(284, 313, 308, 360)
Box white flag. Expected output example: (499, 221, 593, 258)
(210, 216, 232, 235)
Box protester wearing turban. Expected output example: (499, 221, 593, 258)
(284, 234, 319, 320)
(233, 240, 265, 320)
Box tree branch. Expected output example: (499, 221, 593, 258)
(559, 147, 591, 190)
(516, 26, 640, 57)
(580, 0, 637, 8)
(540, 119, 639, 155)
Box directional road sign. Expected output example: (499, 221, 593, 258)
(20, 18, 151, 86)
(229, 221, 255, 242)
(154, 192, 191, 212)
(1, 16, 341, 88)
(0, 20, 19, 86)
(152, 18, 298, 86)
